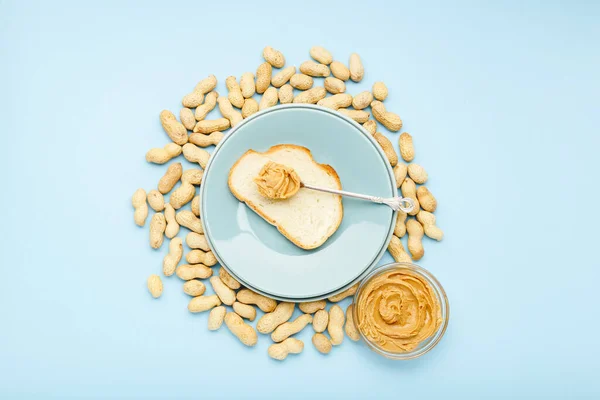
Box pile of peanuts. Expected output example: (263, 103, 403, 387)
(135, 46, 444, 361)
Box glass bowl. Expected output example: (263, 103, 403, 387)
(352, 262, 449, 360)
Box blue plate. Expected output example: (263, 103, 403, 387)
(201, 105, 396, 299)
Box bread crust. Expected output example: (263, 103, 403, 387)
(228, 144, 343, 250)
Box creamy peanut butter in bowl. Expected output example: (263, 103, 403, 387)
(353, 262, 449, 360)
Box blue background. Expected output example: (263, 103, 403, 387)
(1, 0, 598, 398)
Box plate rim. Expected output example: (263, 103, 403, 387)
(200, 104, 398, 299)
(219, 242, 389, 302)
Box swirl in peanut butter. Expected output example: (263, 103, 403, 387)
(254, 161, 301, 200)
(356, 269, 442, 352)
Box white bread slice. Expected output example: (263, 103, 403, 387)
(228, 144, 343, 250)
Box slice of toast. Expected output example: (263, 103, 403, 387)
(228, 144, 343, 250)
